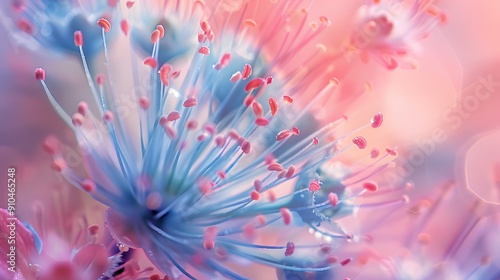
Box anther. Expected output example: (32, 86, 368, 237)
(81, 179, 96, 192)
(268, 163, 284, 172)
(276, 130, 291, 141)
(143, 57, 157, 68)
(103, 111, 114, 123)
(250, 191, 260, 201)
(139, 97, 150, 110)
(151, 29, 161, 44)
(183, 97, 198, 107)
(255, 117, 269, 126)
(244, 78, 264, 92)
(72, 113, 84, 126)
(284, 242, 295, 256)
(363, 181, 378, 192)
(121, 20, 130, 36)
(156, 25, 165, 38)
(97, 18, 111, 32)
(77, 102, 88, 116)
(283, 96, 293, 104)
(74, 31, 83, 47)
(371, 112, 383, 128)
(309, 181, 321, 192)
(254, 179, 262, 192)
(280, 208, 292, 225)
(352, 136, 367, 149)
(126, 1, 135, 8)
(268, 98, 278, 116)
(242, 64, 252, 79)
(198, 46, 210, 55)
(35, 68, 45, 81)
(328, 192, 339, 206)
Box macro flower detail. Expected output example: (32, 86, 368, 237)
(32, 1, 394, 279)
(346, 0, 447, 69)
(8, 0, 117, 57)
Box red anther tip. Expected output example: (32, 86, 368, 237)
(386, 148, 398, 156)
(43, 135, 61, 155)
(187, 120, 198, 130)
(352, 136, 367, 149)
(183, 97, 198, 107)
(51, 158, 66, 172)
(280, 208, 292, 225)
(253, 179, 262, 192)
(292, 127, 300, 135)
(244, 78, 264, 92)
(159, 64, 172, 85)
(228, 130, 240, 140)
(215, 135, 226, 147)
(250, 190, 260, 201)
(285, 165, 296, 178)
(149, 274, 161, 280)
(35, 68, 45, 80)
(143, 57, 157, 68)
(120, 20, 130, 36)
(282, 95, 293, 104)
(363, 181, 378, 192)
(244, 19, 257, 28)
(97, 18, 111, 32)
(242, 64, 252, 80)
(230, 72, 241, 83)
(157, 25, 165, 38)
(266, 76, 273, 84)
(268, 163, 284, 172)
(328, 192, 338, 206)
(241, 141, 252, 154)
(72, 113, 84, 126)
(198, 46, 210, 55)
(74, 31, 83, 47)
(255, 117, 269, 126)
(87, 225, 99, 235)
(139, 96, 150, 109)
(197, 134, 206, 142)
(217, 171, 226, 179)
(126, 1, 135, 8)
(82, 179, 96, 193)
(309, 181, 321, 192)
(312, 137, 319, 145)
(371, 112, 383, 128)
(151, 29, 160, 44)
(96, 74, 105, 85)
(203, 239, 215, 250)
(341, 258, 352, 266)
(285, 242, 295, 256)
(108, 0, 118, 7)
(252, 102, 263, 116)
(204, 124, 216, 134)
(276, 130, 291, 141)
(17, 19, 33, 34)
(370, 148, 380, 158)
(268, 190, 277, 202)
(200, 20, 210, 32)
(103, 111, 114, 122)
(268, 98, 278, 116)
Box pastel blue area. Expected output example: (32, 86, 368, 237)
(20, 0, 115, 58)
(23, 222, 43, 254)
(290, 165, 347, 227)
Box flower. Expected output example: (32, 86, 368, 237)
(6, 0, 118, 57)
(346, 0, 447, 69)
(34, 0, 390, 278)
